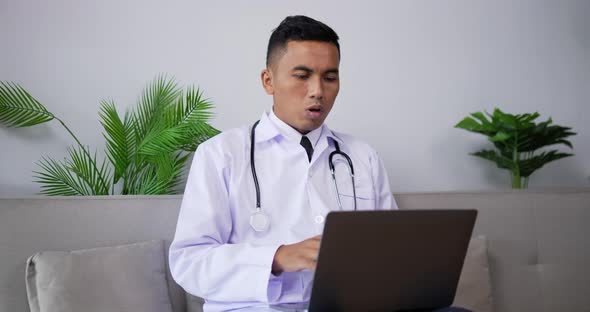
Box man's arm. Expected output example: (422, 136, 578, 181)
(168, 143, 282, 303)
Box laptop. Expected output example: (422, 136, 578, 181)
(271, 209, 477, 312)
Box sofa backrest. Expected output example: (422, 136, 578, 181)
(0, 196, 186, 312)
(1, 190, 589, 312)
(396, 190, 590, 312)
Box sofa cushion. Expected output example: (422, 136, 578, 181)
(25, 240, 173, 312)
(453, 235, 494, 312)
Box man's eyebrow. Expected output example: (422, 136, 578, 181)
(292, 66, 339, 75)
(292, 65, 313, 72)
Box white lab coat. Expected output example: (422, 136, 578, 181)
(169, 111, 397, 311)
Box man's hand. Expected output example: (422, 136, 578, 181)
(272, 235, 321, 275)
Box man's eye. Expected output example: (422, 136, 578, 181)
(325, 76, 338, 82)
(294, 74, 308, 80)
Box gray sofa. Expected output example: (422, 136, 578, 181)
(1, 190, 589, 312)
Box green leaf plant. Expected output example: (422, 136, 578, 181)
(0, 76, 220, 195)
(455, 108, 576, 189)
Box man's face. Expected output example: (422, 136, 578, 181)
(261, 40, 340, 134)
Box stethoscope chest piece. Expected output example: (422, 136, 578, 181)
(247, 119, 356, 232)
(250, 208, 270, 232)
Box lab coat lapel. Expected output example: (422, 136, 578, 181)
(310, 124, 343, 166)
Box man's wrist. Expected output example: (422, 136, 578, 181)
(271, 245, 284, 275)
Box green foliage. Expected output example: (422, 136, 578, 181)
(1, 76, 220, 195)
(0, 81, 55, 127)
(455, 108, 576, 188)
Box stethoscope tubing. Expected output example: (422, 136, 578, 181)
(249, 120, 357, 231)
(329, 141, 357, 211)
(250, 120, 262, 210)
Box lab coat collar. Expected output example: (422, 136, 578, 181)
(268, 109, 322, 147)
(253, 112, 281, 143)
(254, 111, 344, 147)
(324, 127, 344, 145)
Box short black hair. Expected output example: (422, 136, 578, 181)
(266, 15, 340, 67)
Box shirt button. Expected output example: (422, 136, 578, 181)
(314, 215, 325, 224)
(308, 172, 313, 178)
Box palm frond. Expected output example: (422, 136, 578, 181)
(180, 86, 215, 124)
(122, 151, 189, 195)
(8, 75, 219, 196)
(120, 162, 144, 195)
(0, 81, 54, 127)
(130, 164, 167, 195)
(99, 100, 134, 183)
(168, 152, 191, 191)
(164, 87, 215, 126)
(179, 122, 221, 151)
(151, 153, 179, 194)
(66, 146, 112, 195)
(163, 85, 220, 151)
(137, 126, 186, 158)
(34, 157, 89, 196)
(133, 75, 180, 141)
(155, 152, 190, 193)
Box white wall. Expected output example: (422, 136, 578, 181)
(1, 0, 589, 195)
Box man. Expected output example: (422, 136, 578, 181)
(169, 15, 468, 312)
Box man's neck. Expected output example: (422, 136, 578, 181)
(268, 108, 323, 147)
(272, 107, 309, 135)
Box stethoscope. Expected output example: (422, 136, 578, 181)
(249, 120, 357, 232)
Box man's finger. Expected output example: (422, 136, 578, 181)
(304, 258, 317, 271)
(302, 247, 319, 261)
(304, 240, 321, 249)
(310, 235, 322, 241)
(307, 259, 317, 272)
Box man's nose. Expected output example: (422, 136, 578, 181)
(308, 76, 324, 100)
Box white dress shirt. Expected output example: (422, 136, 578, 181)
(169, 110, 397, 311)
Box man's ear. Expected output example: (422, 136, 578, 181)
(261, 69, 274, 95)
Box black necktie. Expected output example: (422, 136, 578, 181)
(300, 136, 314, 162)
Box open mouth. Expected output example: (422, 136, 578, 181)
(306, 106, 323, 119)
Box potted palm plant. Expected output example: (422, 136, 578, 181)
(0, 76, 220, 195)
(455, 108, 576, 189)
